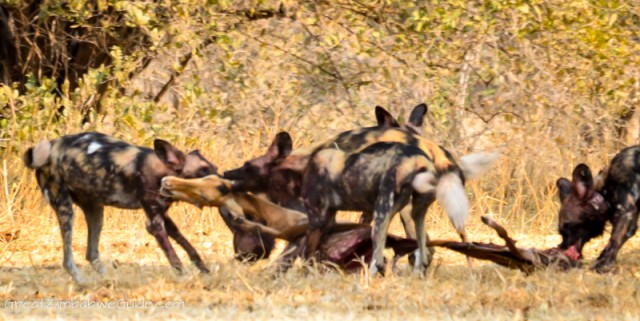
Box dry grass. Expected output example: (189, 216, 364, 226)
(1, 145, 640, 321)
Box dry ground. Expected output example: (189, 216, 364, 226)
(1, 156, 640, 321)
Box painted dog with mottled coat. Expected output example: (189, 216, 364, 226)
(23, 132, 217, 283)
(301, 135, 497, 275)
(556, 146, 640, 272)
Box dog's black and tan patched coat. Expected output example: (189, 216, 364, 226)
(23, 132, 217, 283)
(556, 146, 640, 273)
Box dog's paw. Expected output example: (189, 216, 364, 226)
(593, 260, 617, 274)
(368, 260, 386, 277)
(91, 260, 107, 275)
(72, 274, 90, 286)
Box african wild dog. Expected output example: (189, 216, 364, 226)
(301, 138, 498, 275)
(225, 132, 305, 213)
(23, 132, 217, 283)
(375, 104, 450, 264)
(377, 103, 480, 268)
(556, 146, 640, 272)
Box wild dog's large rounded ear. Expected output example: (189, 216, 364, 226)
(267, 132, 293, 160)
(572, 163, 593, 199)
(556, 178, 572, 202)
(375, 106, 400, 127)
(154, 139, 187, 172)
(408, 103, 428, 127)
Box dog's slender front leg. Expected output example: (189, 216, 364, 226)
(369, 177, 409, 276)
(79, 202, 106, 274)
(164, 216, 209, 273)
(143, 201, 183, 273)
(370, 204, 393, 276)
(302, 179, 336, 259)
(305, 206, 337, 259)
(594, 200, 638, 273)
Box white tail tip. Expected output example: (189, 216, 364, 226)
(31, 140, 52, 168)
(436, 172, 469, 233)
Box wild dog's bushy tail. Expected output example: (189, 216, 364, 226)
(435, 171, 469, 233)
(458, 152, 501, 180)
(423, 152, 498, 233)
(23, 140, 52, 169)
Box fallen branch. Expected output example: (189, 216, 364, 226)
(428, 216, 582, 274)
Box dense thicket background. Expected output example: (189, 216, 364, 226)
(1, 0, 639, 211)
